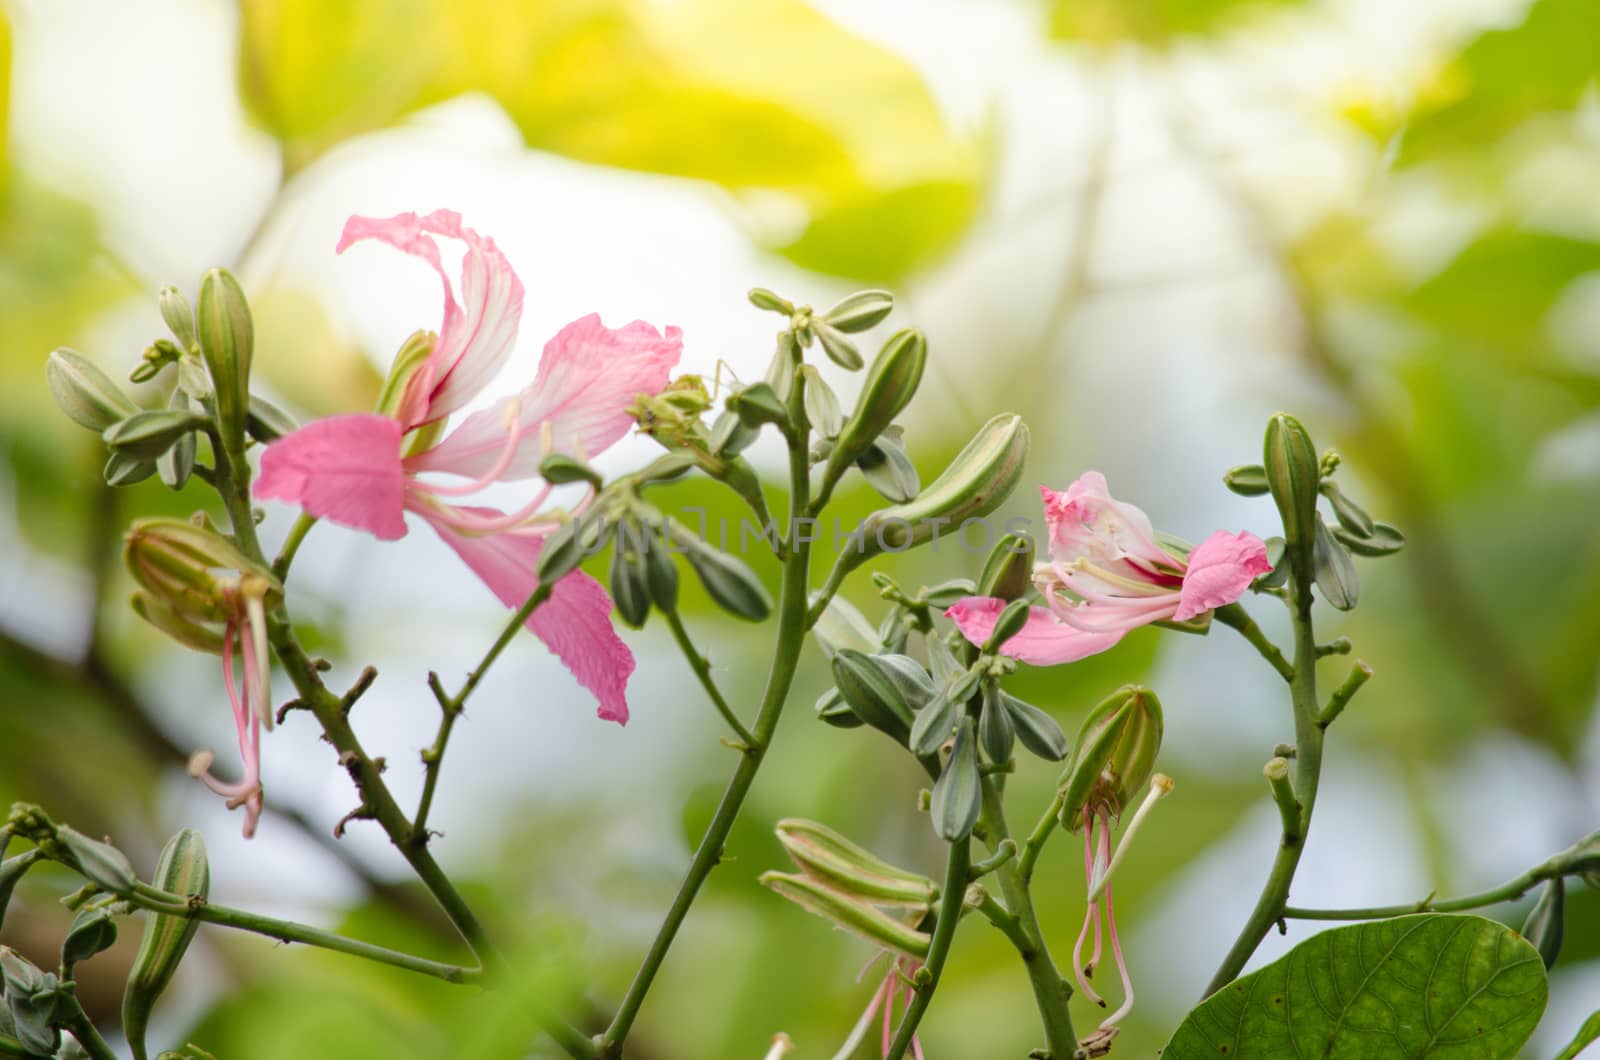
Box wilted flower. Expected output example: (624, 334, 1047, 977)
(255, 211, 681, 723)
(947, 472, 1271, 664)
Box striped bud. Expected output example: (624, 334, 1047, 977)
(1263, 414, 1320, 573)
(668, 523, 772, 621)
(978, 533, 1034, 602)
(46, 348, 139, 432)
(56, 826, 136, 893)
(760, 871, 930, 958)
(103, 408, 210, 462)
(775, 818, 936, 908)
(196, 268, 254, 449)
(1059, 685, 1164, 827)
(931, 718, 981, 841)
(825, 329, 926, 480)
(124, 829, 209, 1060)
(159, 286, 198, 351)
(832, 648, 914, 743)
(820, 290, 894, 334)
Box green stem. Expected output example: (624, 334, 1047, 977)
(883, 838, 971, 1060)
(0, 1032, 26, 1058)
(128, 882, 482, 983)
(598, 418, 816, 1059)
(1285, 855, 1579, 921)
(1319, 660, 1372, 729)
(974, 888, 1032, 953)
(1214, 603, 1294, 683)
(1019, 788, 1066, 885)
(1204, 576, 1323, 996)
(60, 998, 118, 1060)
(978, 776, 1077, 1058)
(662, 606, 755, 747)
(271, 512, 318, 581)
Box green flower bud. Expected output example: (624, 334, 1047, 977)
(760, 871, 930, 958)
(609, 527, 652, 629)
(102, 408, 210, 462)
(124, 828, 209, 1060)
(977, 533, 1034, 602)
(814, 686, 863, 729)
(157, 391, 197, 491)
(374, 330, 436, 420)
(196, 268, 254, 448)
(931, 717, 981, 841)
(1263, 413, 1321, 570)
(641, 529, 679, 612)
(820, 290, 894, 334)
(1001, 692, 1069, 762)
(61, 907, 118, 968)
(812, 597, 880, 660)
(775, 818, 936, 908)
(1312, 519, 1359, 611)
(46, 348, 140, 432)
(979, 683, 1015, 764)
(825, 329, 926, 479)
(1223, 464, 1271, 496)
(56, 826, 136, 894)
(910, 686, 959, 757)
(727, 381, 791, 431)
(159, 286, 197, 351)
(921, 579, 976, 609)
(105, 452, 158, 487)
(1059, 685, 1164, 827)
(848, 413, 1029, 567)
(246, 394, 299, 444)
(1, 948, 61, 1057)
(800, 366, 843, 438)
(130, 591, 227, 653)
(856, 435, 920, 503)
(0, 850, 38, 936)
(982, 598, 1032, 654)
(1333, 521, 1405, 557)
(813, 323, 863, 371)
(871, 654, 936, 711)
(832, 648, 914, 743)
(667, 523, 772, 621)
(538, 453, 602, 489)
(1521, 878, 1564, 970)
(747, 287, 794, 315)
(1321, 480, 1374, 537)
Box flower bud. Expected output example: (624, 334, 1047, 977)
(1263, 413, 1320, 569)
(158, 390, 198, 490)
(1223, 463, 1270, 496)
(825, 329, 926, 479)
(1321, 480, 1374, 537)
(105, 452, 158, 487)
(813, 323, 863, 371)
(246, 394, 299, 444)
(62, 907, 118, 967)
(1001, 692, 1069, 761)
(1, 947, 61, 1056)
(56, 825, 136, 893)
(1333, 521, 1405, 557)
(931, 717, 981, 841)
(870, 654, 936, 710)
(46, 348, 139, 431)
(196, 268, 254, 448)
(727, 381, 791, 431)
(978, 533, 1034, 602)
(1520, 878, 1564, 970)
(979, 683, 1015, 764)
(832, 648, 914, 743)
(747, 287, 794, 315)
(103, 408, 209, 462)
(641, 528, 679, 612)
(815, 686, 863, 729)
(800, 365, 843, 438)
(982, 598, 1032, 654)
(1312, 519, 1359, 611)
(124, 828, 208, 1060)
(856, 435, 920, 503)
(668, 523, 773, 621)
(159, 286, 197, 351)
(375, 330, 437, 420)
(775, 818, 936, 908)
(539, 453, 602, 489)
(130, 592, 227, 653)
(609, 525, 652, 629)
(812, 597, 880, 660)
(1059, 685, 1164, 827)
(910, 686, 959, 757)
(760, 871, 931, 958)
(820, 290, 894, 334)
(124, 519, 281, 633)
(847, 413, 1029, 568)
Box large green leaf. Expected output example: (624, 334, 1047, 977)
(236, 0, 980, 280)
(1166, 914, 1547, 1059)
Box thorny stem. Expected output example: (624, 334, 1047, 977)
(883, 839, 971, 1060)
(662, 606, 756, 747)
(127, 882, 483, 984)
(598, 370, 820, 1059)
(1205, 569, 1324, 996)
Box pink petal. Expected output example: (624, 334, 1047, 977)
(421, 510, 634, 724)
(412, 314, 681, 482)
(1040, 473, 1171, 573)
(1173, 530, 1273, 621)
(254, 414, 407, 541)
(945, 597, 1124, 666)
(338, 210, 524, 429)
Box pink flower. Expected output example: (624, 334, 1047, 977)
(254, 210, 681, 723)
(186, 576, 274, 838)
(947, 472, 1271, 665)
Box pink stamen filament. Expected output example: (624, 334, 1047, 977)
(1072, 813, 1107, 1008)
(409, 399, 527, 497)
(1099, 879, 1136, 1029)
(198, 621, 263, 837)
(881, 974, 897, 1056)
(830, 973, 889, 1060)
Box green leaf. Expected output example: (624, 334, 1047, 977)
(1552, 1007, 1600, 1060)
(1049, 0, 1306, 48)
(1165, 914, 1547, 1059)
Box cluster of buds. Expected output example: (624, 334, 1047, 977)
(1056, 686, 1173, 1052)
(760, 819, 937, 1058)
(125, 518, 282, 837)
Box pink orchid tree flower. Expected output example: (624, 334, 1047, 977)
(830, 953, 928, 1060)
(255, 210, 681, 724)
(946, 472, 1272, 664)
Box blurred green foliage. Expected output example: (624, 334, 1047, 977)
(1049, 0, 1306, 47)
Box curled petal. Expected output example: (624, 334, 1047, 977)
(1173, 530, 1272, 621)
(945, 597, 1123, 666)
(338, 210, 524, 428)
(421, 508, 634, 724)
(254, 414, 408, 541)
(414, 314, 681, 482)
(1040, 473, 1172, 573)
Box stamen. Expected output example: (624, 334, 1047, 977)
(244, 591, 272, 731)
(1099, 880, 1136, 1029)
(881, 974, 897, 1056)
(409, 483, 557, 535)
(1088, 775, 1174, 904)
(413, 397, 526, 497)
(1072, 816, 1107, 1008)
(830, 972, 889, 1060)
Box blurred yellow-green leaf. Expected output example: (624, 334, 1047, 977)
(1049, 0, 1305, 47)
